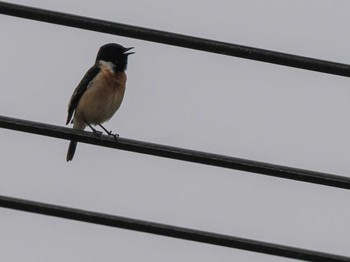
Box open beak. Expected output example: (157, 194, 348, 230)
(124, 47, 135, 56)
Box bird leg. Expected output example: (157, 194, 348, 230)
(86, 123, 102, 137)
(99, 124, 119, 141)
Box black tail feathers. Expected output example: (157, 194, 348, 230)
(66, 141, 77, 162)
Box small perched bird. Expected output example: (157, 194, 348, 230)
(66, 43, 134, 161)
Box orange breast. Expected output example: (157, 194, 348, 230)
(74, 65, 127, 125)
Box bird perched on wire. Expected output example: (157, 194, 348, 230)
(65, 43, 134, 161)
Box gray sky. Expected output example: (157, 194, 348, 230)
(1, 0, 350, 261)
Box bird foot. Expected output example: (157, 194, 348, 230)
(97, 125, 119, 141)
(92, 129, 103, 137)
(107, 131, 119, 141)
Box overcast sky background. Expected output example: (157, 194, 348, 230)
(1, 1, 350, 261)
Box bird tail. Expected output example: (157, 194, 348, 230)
(66, 140, 77, 162)
(66, 120, 86, 162)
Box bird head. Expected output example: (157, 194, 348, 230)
(95, 43, 134, 72)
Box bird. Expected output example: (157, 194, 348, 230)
(65, 43, 134, 161)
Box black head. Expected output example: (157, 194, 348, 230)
(95, 43, 134, 72)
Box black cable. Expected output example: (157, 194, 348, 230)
(1, 1, 350, 77)
(0, 195, 349, 262)
(1, 114, 350, 190)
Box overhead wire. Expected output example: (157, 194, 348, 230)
(1, 1, 350, 77)
(1, 195, 350, 262)
(1, 114, 350, 190)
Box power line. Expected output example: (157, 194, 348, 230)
(1, 1, 350, 77)
(0, 195, 349, 262)
(1, 114, 350, 190)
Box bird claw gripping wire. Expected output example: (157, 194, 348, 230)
(106, 130, 119, 141)
(86, 123, 102, 137)
(92, 129, 103, 137)
(110, 133, 119, 141)
(99, 124, 119, 141)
